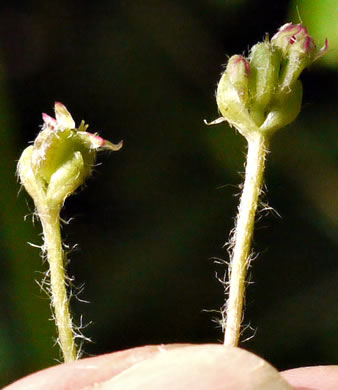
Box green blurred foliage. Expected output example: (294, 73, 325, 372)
(0, 0, 337, 387)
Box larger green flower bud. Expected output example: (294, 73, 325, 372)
(208, 23, 328, 139)
(248, 41, 281, 127)
(18, 102, 122, 211)
(271, 23, 328, 92)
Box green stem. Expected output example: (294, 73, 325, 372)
(224, 132, 268, 347)
(39, 206, 77, 362)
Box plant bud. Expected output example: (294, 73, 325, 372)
(260, 79, 303, 133)
(248, 41, 281, 126)
(227, 55, 250, 105)
(216, 55, 258, 139)
(211, 23, 328, 139)
(271, 23, 328, 91)
(18, 102, 122, 210)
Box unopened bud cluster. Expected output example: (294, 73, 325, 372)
(18, 102, 122, 211)
(214, 23, 328, 140)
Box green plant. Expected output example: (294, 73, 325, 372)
(17, 23, 328, 363)
(17, 103, 122, 361)
(206, 23, 328, 346)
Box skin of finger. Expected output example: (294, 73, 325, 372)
(6, 344, 338, 390)
(83, 345, 294, 390)
(281, 365, 338, 390)
(3, 344, 191, 390)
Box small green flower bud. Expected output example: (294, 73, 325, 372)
(260, 79, 303, 133)
(216, 55, 258, 139)
(227, 55, 250, 105)
(271, 23, 328, 91)
(17, 145, 45, 206)
(209, 23, 328, 139)
(18, 102, 122, 211)
(248, 41, 281, 126)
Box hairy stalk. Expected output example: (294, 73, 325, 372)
(209, 22, 327, 347)
(224, 133, 268, 346)
(17, 103, 122, 360)
(39, 206, 77, 362)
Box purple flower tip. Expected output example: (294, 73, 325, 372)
(42, 113, 57, 129)
(272, 22, 328, 65)
(235, 55, 250, 76)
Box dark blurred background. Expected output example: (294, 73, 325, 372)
(0, 0, 337, 387)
